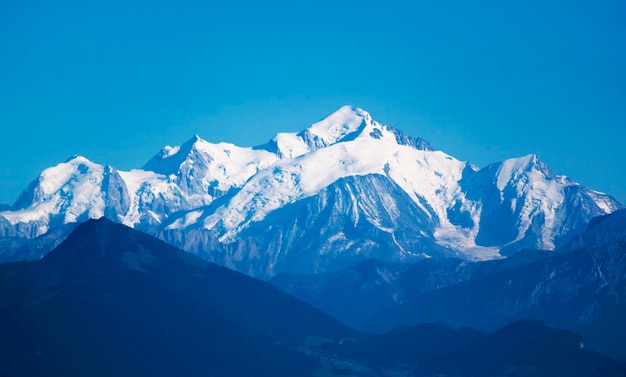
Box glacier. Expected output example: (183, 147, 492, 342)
(0, 105, 622, 277)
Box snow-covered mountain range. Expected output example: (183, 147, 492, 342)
(0, 106, 621, 277)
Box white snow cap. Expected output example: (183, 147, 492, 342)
(304, 105, 370, 146)
(0, 105, 621, 262)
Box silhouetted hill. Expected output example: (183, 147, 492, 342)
(330, 321, 625, 377)
(0, 218, 354, 377)
(420, 320, 625, 377)
(330, 323, 486, 368)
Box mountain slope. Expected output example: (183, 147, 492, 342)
(366, 209, 626, 361)
(270, 250, 553, 329)
(461, 154, 618, 254)
(330, 321, 624, 377)
(0, 106, 621, 277)
(161, 174, 454, 277)
(0, 218, 354, 377)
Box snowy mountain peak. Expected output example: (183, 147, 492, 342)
(497, 154, 537, 170)
(36, 156, 103, 198)
(140, 133, 280, 211)
(3, 156, 107, 234)
(298, 105, 370, 149)
(143, 134, 213, 175)
(262, 106, 435, 158)
(317, 105, 371, 127)
(63, 154, 93, 164)
(489, 154, 557, 192)
(501, 154, 551, 173)
(0, 107, 623, 277)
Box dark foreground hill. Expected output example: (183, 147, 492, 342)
(1, 218, 623, 377)
(0, 218, 353, 377)
(329, 321, 624, 377)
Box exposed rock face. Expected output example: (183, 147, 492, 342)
(0, 106, 622, 277)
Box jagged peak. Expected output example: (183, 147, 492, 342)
(298, 105, 370, 148)
(103, 165, 118, 174)
(490, 154, 549, 173)
(258, 106, 436, 157)
(327, 105, 371, 119)
(256, 105, 373, 158)
(143, 135, 207, 174)
(511, 154, 553, 176)
(144, 132, 277, 178)
(175, 134, 246, 156)
(63, 154, 94, 165)
(388, 126, 436, 151)
(488, 154, 557, 191)
(179, 134, 208, 152)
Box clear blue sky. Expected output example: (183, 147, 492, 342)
(1, 0, 625, 205)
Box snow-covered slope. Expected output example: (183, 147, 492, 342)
(0, 106, 621, 277)
(143, 135, 278, 198)
(458, 154, 620, 254)
(1, 156, 107, 237)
